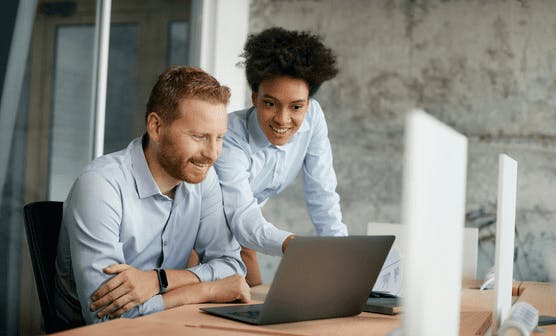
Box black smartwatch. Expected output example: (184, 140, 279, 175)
(154, 269, 168, 294)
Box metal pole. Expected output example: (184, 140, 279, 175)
(0, 0, 37, 198)
(90, 0, 111, 159)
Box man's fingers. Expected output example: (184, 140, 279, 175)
(90, 281, 129, 311)
(91, 274, 126, 302)
(103, 263, 130, 274)
(239, 278, 251, 302)
(96, 294, 134, 318)
(109, 301, 137, 319)
(238, 292, 251, 302)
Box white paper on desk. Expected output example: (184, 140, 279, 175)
(372, 247, 403, 296)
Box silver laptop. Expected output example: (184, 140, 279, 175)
(201, 235, 395, 325)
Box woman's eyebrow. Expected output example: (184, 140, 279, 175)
(262, 94, 306, 103)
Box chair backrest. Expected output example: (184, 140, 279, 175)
(23, 201, 69, 333)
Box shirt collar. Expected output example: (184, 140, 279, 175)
(130, 137, 192, 200)
(247, 102, 311, 153)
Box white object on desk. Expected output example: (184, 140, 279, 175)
(368, 222, 478, 291)
(493, 154, 518, 329)
(371, 246, 402, 296)
(367, 223, 405, 296)
(401, 110, 468, 336)
(498, 301, 538, 336)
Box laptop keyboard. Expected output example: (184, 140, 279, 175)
(229, 310, 261, 319)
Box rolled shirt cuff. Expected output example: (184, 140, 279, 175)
(264, 228, 294, 257)
(138, 294, 164, 316)
(188, 263, 216, 283)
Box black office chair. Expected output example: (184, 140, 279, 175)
(23, 201, 70, 333)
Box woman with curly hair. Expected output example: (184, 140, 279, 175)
(214, 27, 348, 286)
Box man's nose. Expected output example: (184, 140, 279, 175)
(202, 139, 219, 162)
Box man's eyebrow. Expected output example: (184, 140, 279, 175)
(182, 129, 205, 134)
(182, 129, 227, 136)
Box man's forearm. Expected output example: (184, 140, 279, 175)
(163, 269, 201, 292)
(89, 268, 212, 320)
(161, 282, 208, 309)
(161, 274, 250, 310)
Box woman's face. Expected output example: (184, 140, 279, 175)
(253, 76, 310, 146)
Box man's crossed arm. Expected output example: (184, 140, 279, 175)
(89, 264, 250, 319)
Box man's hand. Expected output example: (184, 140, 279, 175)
(90, 264, 159, 319)
(204, 274, 251, 303)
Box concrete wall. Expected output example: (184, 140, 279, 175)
(249, 0, 556, 283)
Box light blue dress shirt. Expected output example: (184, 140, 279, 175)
(214, 99, 348, 256)
(54, 137, 245, 326)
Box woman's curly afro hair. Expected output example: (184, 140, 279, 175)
(241, 27, 338, 97)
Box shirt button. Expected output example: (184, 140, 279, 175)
(163, 240, 168, 246)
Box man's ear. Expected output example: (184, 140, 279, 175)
(251, 91, 258, 107)
(146, 112, 163, 143)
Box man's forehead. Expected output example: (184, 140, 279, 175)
(174, 100, 227, 132)
(177, 98, 225, 115)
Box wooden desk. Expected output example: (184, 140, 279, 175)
(52, 284, 493, 336)
(49, 318, 232, 336)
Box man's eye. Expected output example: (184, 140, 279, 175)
(193, 135, 206, 140)
(264, 101, 274, 107)
(292, 105, 304, 110)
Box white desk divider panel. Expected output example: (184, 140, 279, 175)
(367, 223, 478, 281)
(493, 154, 518, 331)
(462, 227, 479, 279)
(401, 110, 468, 336)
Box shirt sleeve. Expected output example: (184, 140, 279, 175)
(64, 172, 163, 324)
(188, 169, 247, 281)
(214, 135, 292, 256)
(302, 101, 349, 237)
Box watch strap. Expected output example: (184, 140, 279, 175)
(155, 268, 168, 294)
